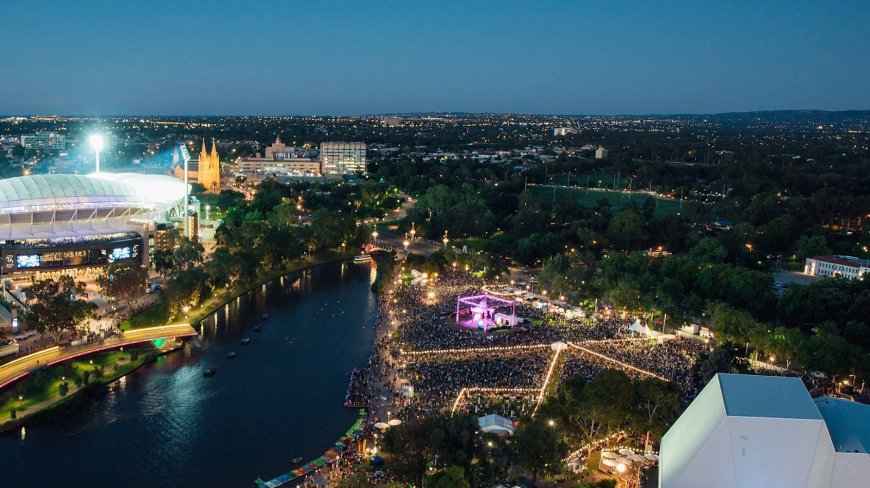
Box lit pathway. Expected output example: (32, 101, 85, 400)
(0, 323, 196, 390)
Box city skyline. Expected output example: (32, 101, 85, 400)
(2, 0, 869, 116)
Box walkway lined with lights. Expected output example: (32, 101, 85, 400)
(0, 323, 196, 390)
(566, 341, 667, 381)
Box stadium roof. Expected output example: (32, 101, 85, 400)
(0, 173, 187, 213)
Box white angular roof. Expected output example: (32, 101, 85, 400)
(0, 173, 186, 212)
(660, 374, 870, 488)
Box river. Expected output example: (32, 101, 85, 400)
(0, 260, 378, 487)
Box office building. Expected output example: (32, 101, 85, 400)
(320, 142, 366, 175)
(20, 132, 66, 150)
(804, 255, 870, 279)
(595, 147, 608, 159)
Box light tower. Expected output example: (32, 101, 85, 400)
(89, 134, 104, 173)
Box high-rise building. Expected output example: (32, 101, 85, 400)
(20, 132, 66, 150)
(320, 142, 366, 175)
(595, 147, 608, 159)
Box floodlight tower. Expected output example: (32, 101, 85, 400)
(89, 134, 104, 173)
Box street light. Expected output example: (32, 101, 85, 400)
(403, 239, 410, 250)
(372, 230, 379, 241)
(89, 134, 104, 173)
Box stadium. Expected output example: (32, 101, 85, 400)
(0, 173, 188, 275)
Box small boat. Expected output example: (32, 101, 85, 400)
(291, 457, 303, 464)
(253, 326, 262, 332)
(261, 313, 269, 320)
(354, 254, 372, 263)
(241, 338, 251, 345)
(203, 368, 217, 377)
(226, 352, 236, 359)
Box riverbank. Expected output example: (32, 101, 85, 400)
(185, 253, 354, 326)
(0, 341, 183, 433)
(0, 254, 351, 432)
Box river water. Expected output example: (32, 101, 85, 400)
(0, 260, 378, 487)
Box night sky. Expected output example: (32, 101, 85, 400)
(2, 0, 869, 115)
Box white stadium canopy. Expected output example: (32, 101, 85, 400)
(0, 173, 187, 240)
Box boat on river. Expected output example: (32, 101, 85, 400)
(241, 338, 251, 345)
(226, 352, 236, 359)
(203, 368, 217, 377)
(291, 457, 303, 464)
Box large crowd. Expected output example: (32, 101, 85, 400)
(359, 268, 709, 420)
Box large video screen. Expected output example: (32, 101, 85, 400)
(16, 255, 40, 268)
(109, 247, 131, 260)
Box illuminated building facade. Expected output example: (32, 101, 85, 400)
(320, 141, 367, 175)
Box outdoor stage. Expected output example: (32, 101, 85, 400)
(455, 294, 518, 332)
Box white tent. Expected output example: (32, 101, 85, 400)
(478, 414, 515, 436)
(659, 374, 870, 488)
(628, 319, 675, 343)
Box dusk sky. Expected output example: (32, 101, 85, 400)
(3, 0, 869, 116)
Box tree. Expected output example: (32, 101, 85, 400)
(607, 206, 644, 251)
(699, 347, 732, 384)
(763, 326, 804, 370)
(382, 417, 442, 487)
(633, 378, 682, 444)
(23, 276, 96, 344)
(689, 237, 727, 263)
(427, 466, 470, 488)
(513, 418, 566, 483)
(171, 236, 205, 273)
(710, 302, 765, 348)
(795, 234, 832, 261)
(58, 381, 69, 397)
(98, 262, 149, 313)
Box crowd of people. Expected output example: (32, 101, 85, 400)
(581, 339, 707, 398)
(333, 265, 713, 485)
(403, 355, 549, 415)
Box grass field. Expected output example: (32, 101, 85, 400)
(0, 348, 151, 419)
(530, 185, 684, 217)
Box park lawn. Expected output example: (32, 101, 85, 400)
(122, 299, 170, 330)
(530, 186, 685, 218)
(0, 347, 151, 419)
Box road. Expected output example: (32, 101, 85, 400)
(0, 323, 197, 390)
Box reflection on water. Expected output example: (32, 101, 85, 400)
(0, 261, 377, 488)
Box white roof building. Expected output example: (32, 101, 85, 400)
(659, 374, 870, 488)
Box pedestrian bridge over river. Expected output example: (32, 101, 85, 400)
(0, 323, 197, 390)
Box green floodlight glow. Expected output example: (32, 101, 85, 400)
(151, 338, 167, 348)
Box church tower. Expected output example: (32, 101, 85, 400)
(198, 138, 221, 194)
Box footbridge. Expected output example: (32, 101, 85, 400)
(0, 323, 197, 390)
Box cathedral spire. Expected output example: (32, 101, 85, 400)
(211, 138, 218, 160)
(201, 138, 207, 158)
